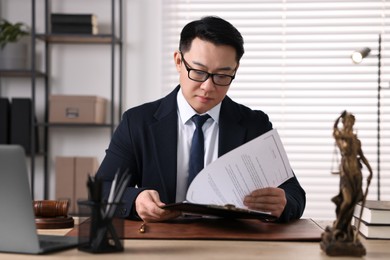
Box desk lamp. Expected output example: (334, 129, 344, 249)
(351, 34, 382, 200)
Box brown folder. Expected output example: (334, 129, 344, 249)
(67, 218, 323, 241)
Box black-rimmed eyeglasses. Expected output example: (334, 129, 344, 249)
(180, 52, 236, 86)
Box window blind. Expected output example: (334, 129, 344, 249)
(161, 0, 390, 219)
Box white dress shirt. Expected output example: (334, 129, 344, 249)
(175, 89, 220, 202)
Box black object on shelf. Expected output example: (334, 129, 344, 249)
(10, 98, 39, 155)
(51, 23, 98, 35)
(0, 98, 11, 144)
(51, 13, 97, 24)
(51, 13, 98, 35)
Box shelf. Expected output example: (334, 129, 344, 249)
(0, 70, 46, 78)
(36, 34, 121, 44)
(39, 123, 114, 128)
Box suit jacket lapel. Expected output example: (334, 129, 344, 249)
(149, 87, 179, 203)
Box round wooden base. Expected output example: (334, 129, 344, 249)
(35, 216, 74, 229)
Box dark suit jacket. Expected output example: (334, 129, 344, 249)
(96, 86, 306, 222)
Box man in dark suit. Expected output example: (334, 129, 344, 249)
(96, 16, 305, 223)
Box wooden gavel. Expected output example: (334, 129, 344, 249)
(33, 200, 70, 218)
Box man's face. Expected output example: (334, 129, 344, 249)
(174, 37, 238, 114)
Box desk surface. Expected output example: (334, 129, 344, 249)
(1, 220, 389, 259)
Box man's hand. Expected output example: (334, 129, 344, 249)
(243, 187, 286, 218)
(135, 190, 181, 222)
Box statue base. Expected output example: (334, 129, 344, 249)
(320, 226, 366, 257)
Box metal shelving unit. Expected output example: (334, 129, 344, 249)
(0, 0, 123, 199)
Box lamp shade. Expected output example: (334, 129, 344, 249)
(351, 47, 371, 63)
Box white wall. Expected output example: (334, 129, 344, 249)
(0, 0, 163, 199)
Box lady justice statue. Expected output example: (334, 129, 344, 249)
(320, 111, 373, 256)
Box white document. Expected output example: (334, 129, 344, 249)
(186, 129, 294, 209)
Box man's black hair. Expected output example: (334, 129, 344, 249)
(179, 16, 244, 62)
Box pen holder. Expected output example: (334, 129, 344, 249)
(77, 200, 124, 253)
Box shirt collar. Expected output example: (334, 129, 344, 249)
(177, 88, 221, 124)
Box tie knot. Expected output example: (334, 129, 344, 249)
(192, 114, 210, 128)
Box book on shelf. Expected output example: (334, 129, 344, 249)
(353, 217, 390, 239)
(162, 129, 293, 222)
(51, 23, 98, 35)
(51, 13, 98, 26)
(0, 98, 10, 144)
(10, 98, 39, 155)
(353, 200, 390, 224)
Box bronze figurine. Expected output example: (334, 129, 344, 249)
(320, 110, 373, 256)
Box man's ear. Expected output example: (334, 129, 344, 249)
(173, 51, 182, 72)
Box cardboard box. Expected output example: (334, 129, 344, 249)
(74, 157, 99, 207)
(49, 95, 107, 124)
(55, 156, 99, 213)
(55, 157, 74, 210)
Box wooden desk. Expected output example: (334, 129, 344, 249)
(1, 221, 389, 259)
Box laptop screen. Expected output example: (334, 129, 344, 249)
(0, 145, 79, 254)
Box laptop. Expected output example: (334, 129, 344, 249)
(0, 145, 79, 254)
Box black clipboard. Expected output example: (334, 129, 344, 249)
(162, 201, 278, 222)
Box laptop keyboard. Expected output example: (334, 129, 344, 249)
(38, 234, 79, 250)
(39, 239, 64, 248)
